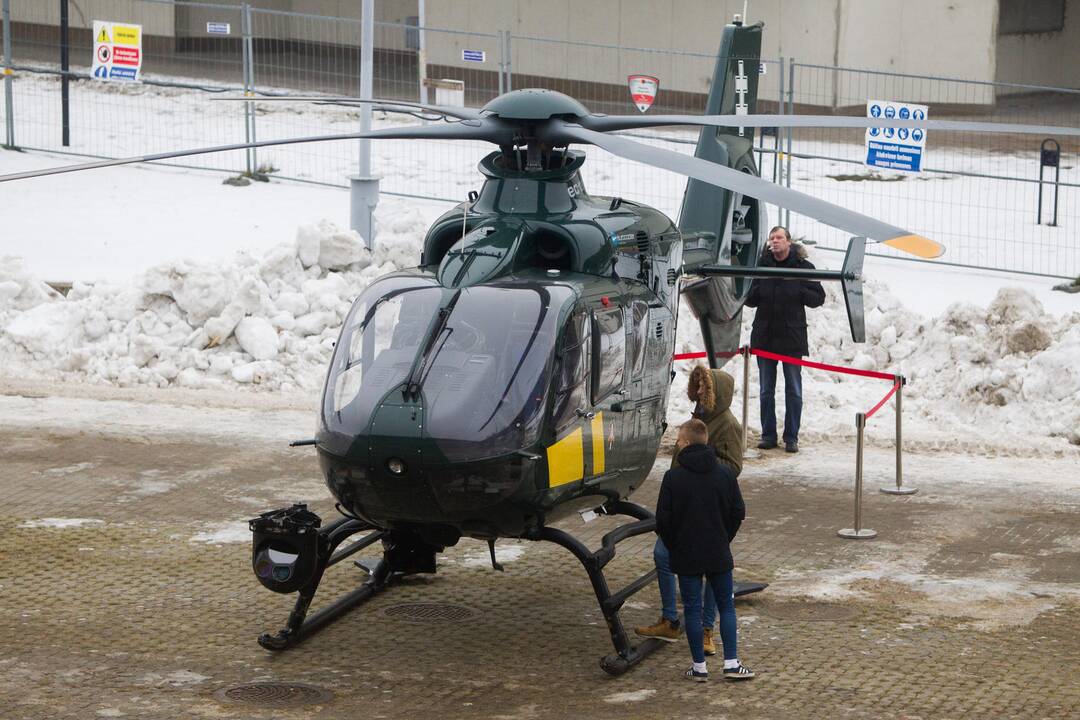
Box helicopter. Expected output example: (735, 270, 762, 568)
(6, 18, 1080, 676)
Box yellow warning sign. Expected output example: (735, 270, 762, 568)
(113, 25, 140, 45)
(96, 27, 110, 43)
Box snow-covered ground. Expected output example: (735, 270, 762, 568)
(2, 78, 1079, 460)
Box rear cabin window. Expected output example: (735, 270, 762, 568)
(591, 307, 625, 403)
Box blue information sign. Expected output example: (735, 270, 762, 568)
(864, 99, 928, 173)
(462, 49, 486, 63)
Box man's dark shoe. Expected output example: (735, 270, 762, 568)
(757, 438, 778, 450)
(785, 441, 799, 453)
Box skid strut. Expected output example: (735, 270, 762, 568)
(255, 514, 393, 651)
(526, 501, 663, 675)
(527, 500, 766, 675)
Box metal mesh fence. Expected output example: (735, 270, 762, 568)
(1, 2, 1077, 278)
(785, 62, 1080, 278)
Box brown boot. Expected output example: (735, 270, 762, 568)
(634, 616, 681, 642)
(702, 627, 717, 656)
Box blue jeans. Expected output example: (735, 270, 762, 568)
(757, 357, 803, 444)
(654, 539, 716, 628)
(677, 571, 737, 663)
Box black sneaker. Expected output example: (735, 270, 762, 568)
(757, 438, 777, 450)
(723, 664, 755, 680)
(684, 668, 708, 683)
(784, 441, 799, 453)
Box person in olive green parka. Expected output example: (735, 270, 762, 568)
(671, 365, 743, 477)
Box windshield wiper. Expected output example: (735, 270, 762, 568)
(402, 289, 461, 401)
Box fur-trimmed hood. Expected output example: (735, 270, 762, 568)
(762, 242, 809, 262)
(687, 365, 735, 417)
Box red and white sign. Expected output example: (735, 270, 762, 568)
(112, 45, 140, 66)
(627, 75, 658, 113)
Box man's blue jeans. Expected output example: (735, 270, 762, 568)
(655, 538, 716, 628)
(677, 571, 737, 663)
(757, 356, 803, 444)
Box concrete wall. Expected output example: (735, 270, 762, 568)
(12, 0, 175, 36)
(996, 0, 1080, 91)
(835, 0, 998, 106)
(424, 0, 1000, 109)
(424, 0, 845, 107)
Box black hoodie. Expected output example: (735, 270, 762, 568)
(655, 443, 746, 575)
(744, 243, 826, 358)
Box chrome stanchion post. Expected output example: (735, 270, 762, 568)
(839, 412, 876, 539)
(881, 375, 916, 495)
(741, 346, 760, 460)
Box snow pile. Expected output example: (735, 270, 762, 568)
(671, 246, 1080, 450)
(0, 210, 427, 393)
(3, 234, 1079, 450)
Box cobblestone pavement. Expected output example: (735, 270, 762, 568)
(2, 413, 1079, 720)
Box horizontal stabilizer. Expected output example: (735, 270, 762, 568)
(693, 235, 868, 343)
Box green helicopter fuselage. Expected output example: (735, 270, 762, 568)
(315, 150, 686, 544)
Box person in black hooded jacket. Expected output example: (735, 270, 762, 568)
(744, 225, 826, 453)
(656, 419, 753, 682)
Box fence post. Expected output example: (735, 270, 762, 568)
(784, 57, 794, 228)
(241, 2, 255, 175)
(838, 412, 876, 539)
(418, 0, 428, 103)
(60, 0, 70, 146)
(504, 30, 512, 92)
(496, 30, 505, 96)
(774, 56, 783, 187)
(880, 376, 916, 495)
(350, 0, 379, 249)
(2, 0, 13, 149)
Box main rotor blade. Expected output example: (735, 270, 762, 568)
(0, 122, 496, 183)
(581, 113, 1080, 137)
(553, 122, 944, 258)
(214, 95, 481, 120)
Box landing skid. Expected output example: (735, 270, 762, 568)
(250, 503, 767, 673)
(256, 517, 394, 651)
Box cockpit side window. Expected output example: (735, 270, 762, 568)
(591, 307, 625, 403)
(553, 312, 589, 430)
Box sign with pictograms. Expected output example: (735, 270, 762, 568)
(864, 99, 928, 172)
(91, 20, 143, 82)
(627, 75, 658, 113)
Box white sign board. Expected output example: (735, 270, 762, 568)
(207, 22, 231, 35)
(864, 99, 928, 172)
(462, 49, 485, 63)
(91, 20, 143, 82)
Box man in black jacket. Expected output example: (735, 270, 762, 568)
(744, 225, 826, 453)
(656, 419, 753, 682)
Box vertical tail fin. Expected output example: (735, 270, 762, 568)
(679, 19, 764, 367)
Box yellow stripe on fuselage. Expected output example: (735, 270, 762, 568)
(883, 234, 944, 259)
(591, 412, 605, 475)
(547, 427, 584, 488)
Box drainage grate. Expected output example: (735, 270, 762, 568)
(383, 602, 475, 623)
(761, 601, 859, 622)
(214, 682, 334, 707)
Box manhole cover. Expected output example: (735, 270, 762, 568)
(383, 602, 475, 623)
(761, 601, 859, 622)
(214, 682, 334, 706)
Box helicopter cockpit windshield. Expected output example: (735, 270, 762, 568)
(324, 275, 574, 462)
